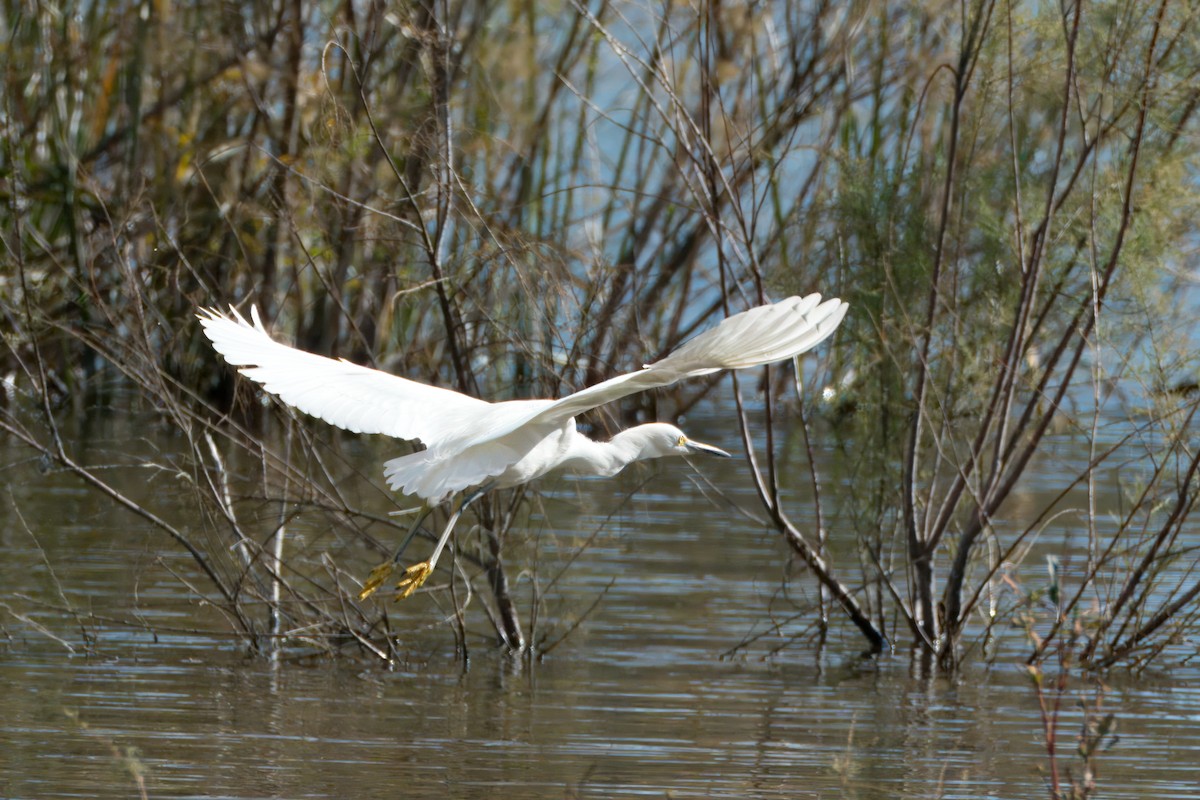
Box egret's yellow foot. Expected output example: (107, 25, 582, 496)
(394, 561, 433, 600)
(357, 562, 396, 600)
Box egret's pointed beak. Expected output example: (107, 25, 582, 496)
(685, 439, 733, 458)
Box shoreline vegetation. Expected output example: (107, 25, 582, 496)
(3, 0, 1200, 701)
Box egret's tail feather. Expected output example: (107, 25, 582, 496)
(384, 450, 473, 505)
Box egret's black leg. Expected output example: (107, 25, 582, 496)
(389, 505, 434, 564)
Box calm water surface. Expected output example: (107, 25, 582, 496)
(2, 413, 1198, 798)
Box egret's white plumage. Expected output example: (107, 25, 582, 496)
(198, 294, 847, 598)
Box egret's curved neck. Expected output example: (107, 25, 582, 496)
(562, 426, 665, 478)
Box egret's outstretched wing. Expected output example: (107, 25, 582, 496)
(198, 306, 489, 445)
(525, 294, 845, 429)
(428, 294, 847, 459)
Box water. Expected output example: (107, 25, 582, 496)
(2, 413, 1198, 798)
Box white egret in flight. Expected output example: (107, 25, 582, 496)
(198, 294, 847, 599)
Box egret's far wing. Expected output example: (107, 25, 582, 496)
(198, 306, 489, 446)
(538, 294, 847, 422)
(459, 294, 848, 446)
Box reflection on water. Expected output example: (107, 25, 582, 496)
(2, 415, 1199, 799)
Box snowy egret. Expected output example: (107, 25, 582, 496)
(198, 294, 847, 599)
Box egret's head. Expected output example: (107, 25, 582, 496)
(633, 422, 733, 460)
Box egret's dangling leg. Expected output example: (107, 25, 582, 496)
(392, 483, 492, 600)
(357, 505, 434, 600)
(357, 484, 494, 601)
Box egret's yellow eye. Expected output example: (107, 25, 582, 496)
(677, 435, 687, 447)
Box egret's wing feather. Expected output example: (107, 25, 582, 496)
(198, 306, 489, 446)
(645, 294, 844, 372)
(540, 294, 847, 423)
(437, 294, 848, 454)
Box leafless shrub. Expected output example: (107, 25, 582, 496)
(3, 0, 1200, 670)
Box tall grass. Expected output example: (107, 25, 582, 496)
(3, 0, 1200, 669)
